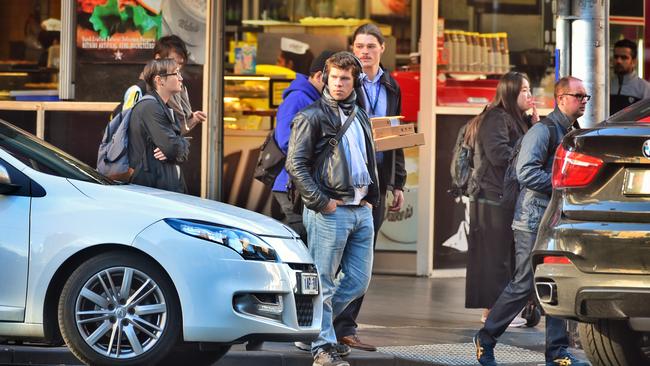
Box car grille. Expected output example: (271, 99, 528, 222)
(295, 294, 314, 326)
(288, 263, 317, 273)
(287, 263, 317, 326)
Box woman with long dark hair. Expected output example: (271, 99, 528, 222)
(464, 72, 538, 324)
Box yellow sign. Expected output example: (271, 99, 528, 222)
(272, 81, 291, 107)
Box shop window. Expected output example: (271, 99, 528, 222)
(0, 0, 61, 101)
(437, 0, 556, 108)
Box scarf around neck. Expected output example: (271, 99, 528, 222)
(323, 86, 357, 116)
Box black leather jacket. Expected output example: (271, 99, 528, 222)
(286, 97, 380, 212)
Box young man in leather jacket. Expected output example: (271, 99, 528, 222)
(286, 51, 379, 366)
(334, 23, 407, 352)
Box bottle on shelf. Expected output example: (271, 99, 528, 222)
(497, 32, 511, 73)
(458, 31, 467, 72)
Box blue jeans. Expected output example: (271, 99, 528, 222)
(478, 230, 569, 362)
(304, 205, 374, 355)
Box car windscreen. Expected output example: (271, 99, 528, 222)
(0, 120, 113, 184)
(607, 98, 650, 123)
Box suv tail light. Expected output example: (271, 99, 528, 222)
(543, 255, 571, 264)
(552, 144, 603, 188)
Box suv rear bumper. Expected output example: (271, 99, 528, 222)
(533, 263, 650, 322)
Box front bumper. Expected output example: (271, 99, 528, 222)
(133, 221, 322, 343)
(533, 262, 650, 322)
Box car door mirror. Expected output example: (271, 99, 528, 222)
(0, 163, 21, 194)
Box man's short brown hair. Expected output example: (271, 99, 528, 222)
(554, 76, 583, 100)
(324, 51, 362, 82)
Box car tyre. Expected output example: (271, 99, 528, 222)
(157, 342, 231, 366)
(579, 319, 650, 366)
(58, 252, 181, 366)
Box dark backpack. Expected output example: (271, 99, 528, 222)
(501, 119, 558, 209)
(97, 95, 156, 181)
(253, 129, 286, 186)
(450, 123, 473, 198)
(450, 107, 489, 198)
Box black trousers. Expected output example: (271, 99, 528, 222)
(333, 187, 386, 338)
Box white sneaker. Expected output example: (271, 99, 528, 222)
(508, 315, 527, 328)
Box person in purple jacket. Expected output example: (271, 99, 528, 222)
(271, 50, 336, 243)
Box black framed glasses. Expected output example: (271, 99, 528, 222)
(562, 93, 591, 101)
(160, 70, 182, 78)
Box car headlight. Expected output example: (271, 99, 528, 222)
(164, 218, 278, 261)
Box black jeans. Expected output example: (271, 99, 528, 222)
(333, 187, 386, 338)
(478, 229, 569, 362)
(272, 191, 307, 245)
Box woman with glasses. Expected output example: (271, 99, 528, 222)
(127, 58, 190, 193)
(463, 71, 538, 326)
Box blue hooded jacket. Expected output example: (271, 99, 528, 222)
(272, 73, 321, 191)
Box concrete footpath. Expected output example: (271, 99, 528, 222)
(0, 275, 585, 366)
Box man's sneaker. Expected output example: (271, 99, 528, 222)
(546, 352, 590, 366)
(473, 334, 498, 366)
(313, 345, 350, 366)
(296, 342, 350, 357)
(335, 343, 351, 357)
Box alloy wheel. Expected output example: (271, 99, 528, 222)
(74, 266, 167, 359)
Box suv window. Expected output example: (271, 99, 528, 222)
(0, 120, 113, 184)
(608, 98, 650, 123)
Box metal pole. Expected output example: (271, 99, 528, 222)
(201, 0, 224, 200)
(59, 0, 75, 100)
(556, 0, 572, 78)
(570, 0, 609, 126)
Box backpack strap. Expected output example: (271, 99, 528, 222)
(313, 107, 358, 169)
(541, 119, 559, 171)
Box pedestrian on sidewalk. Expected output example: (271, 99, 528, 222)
(249, 50, 337, 353)
(332, 23, 407, 353)
(473, 76, 590, 366)
(464, 72, 537, 327)
(286, 51, 379, 366)
(127, 58, 190, 193)
(271, 50, 336, 244)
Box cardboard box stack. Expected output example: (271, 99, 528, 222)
(371, 116, 425, 152)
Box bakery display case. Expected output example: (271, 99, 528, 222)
(224, 75, 292, 130)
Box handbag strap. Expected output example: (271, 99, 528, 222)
(314, 107, 358, 168)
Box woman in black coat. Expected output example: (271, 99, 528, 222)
(128, 58, 190, 193)
(463, 72, 538, 323)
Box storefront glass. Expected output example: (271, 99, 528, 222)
(0, 0, 61, 101)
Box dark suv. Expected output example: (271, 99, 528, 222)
(532, 100, 650, 366)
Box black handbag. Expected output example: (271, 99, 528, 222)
(253, 129, 286, 186)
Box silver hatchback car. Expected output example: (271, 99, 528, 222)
(0, 119, 321, 365)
